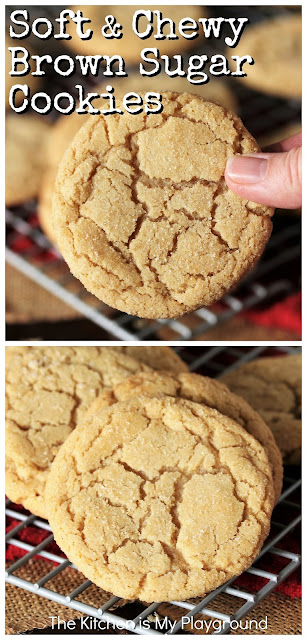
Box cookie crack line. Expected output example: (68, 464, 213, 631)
(211, 182, 234, 251)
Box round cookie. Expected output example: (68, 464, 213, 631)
(6, 115, 50, 207)
(229, 15, 302, 99)
(46, 395, 274, 602)
(221, 354, 301, 465)
(5, 346, 151, 518)
(52, 92, 274, 319)
(66, 5, 207, 64)
(86, 370, 283, 503)
(6, 35, 40, 109)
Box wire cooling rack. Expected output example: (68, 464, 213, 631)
(5, 346, 302, 635)
(5, 5, 301, 341)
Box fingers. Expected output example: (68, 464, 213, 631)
(225, 146, 302, 209)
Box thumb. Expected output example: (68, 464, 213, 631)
(225, 146, 302, 209)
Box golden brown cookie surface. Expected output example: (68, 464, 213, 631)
(5, 346, 150, 518)
(53, 92, 273, 319)
(46, 395, 274, 602)
(86, 369, 283, 502)
(221, 354, 301, 464)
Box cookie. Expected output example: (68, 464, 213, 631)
(229, 15, 302, 99)
(52, 92, 274, 319)
(66, 5, 207, 63)
(6, 35, 40, 109)
(5, 346, 151, 518)
(221, 354, 301, 464)
(86, 370, 283, 502)
(6, 115, 50, 207)
(46, 395, 274, 602)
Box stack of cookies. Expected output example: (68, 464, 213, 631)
(6, 346, 301, 603)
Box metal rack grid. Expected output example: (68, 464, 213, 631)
(5, 346, 302, 635)
(5, 5, 301, 341)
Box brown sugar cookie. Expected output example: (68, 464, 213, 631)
(229, 15, 302, 99)
(86, 370, 283, 503)
(6, 115, 50, 207)
(221, 354, 301, 465)
(66, 5, 207, 64)
(46, 395, 274, 602)
(52, 92, 274, 319)
(5, 346, 151, 518)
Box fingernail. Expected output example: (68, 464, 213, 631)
(226, 156, 268, 184)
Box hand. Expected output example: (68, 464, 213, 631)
(225, 132, 302, 209)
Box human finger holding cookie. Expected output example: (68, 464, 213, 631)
(225, 132, 302, 210)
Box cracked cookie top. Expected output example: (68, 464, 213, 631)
(5, 346, 151, 518)
(46, 395, 274, 602)
(85, 369, 282, 503)
(52, 92, 274, 319)
(222, 354, 302, 465)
